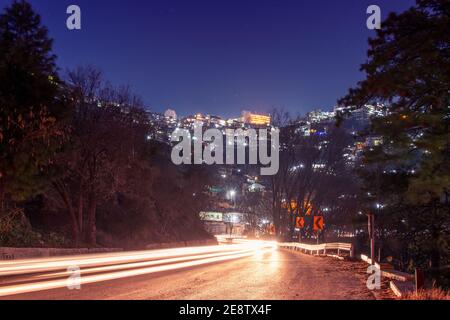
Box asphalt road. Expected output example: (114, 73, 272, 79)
(0, 243, 375, 300)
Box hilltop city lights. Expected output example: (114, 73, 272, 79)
(170, 121, 279, 175)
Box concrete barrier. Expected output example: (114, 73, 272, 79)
(145, 238, 218, 250)
(0, 247, 122, 261)
(0, 238, 218, 260)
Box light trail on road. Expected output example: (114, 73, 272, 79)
(0, 238, 277, 298)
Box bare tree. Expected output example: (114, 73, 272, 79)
(48, 66, 148, 246)
(269, 108, 355, 241)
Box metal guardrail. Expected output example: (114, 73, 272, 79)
(279, 242, 354, 258)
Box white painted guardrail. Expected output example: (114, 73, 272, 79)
(360, 253, 415, 297)
(279, 242, 354, 258)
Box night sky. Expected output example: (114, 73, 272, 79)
(3, 0, 415, 117)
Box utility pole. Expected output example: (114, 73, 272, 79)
(367, 213, 375, 264)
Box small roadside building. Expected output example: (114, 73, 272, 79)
(199, 211, 246, 236)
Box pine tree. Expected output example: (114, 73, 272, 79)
(0, 0, 66, 205)
(340, 0, 449, 271)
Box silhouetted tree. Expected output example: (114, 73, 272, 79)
(46, 66, 148, 245)
(340, 0, 449, 271)
(0, 0, 67, 212)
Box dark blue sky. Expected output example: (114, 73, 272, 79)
(3, 0, 415, 117)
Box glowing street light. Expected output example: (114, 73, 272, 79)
(228, 189, 236, 207)
(375, 203, 385, 209)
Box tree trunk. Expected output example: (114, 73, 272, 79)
(77, 191, 84, 234)
(55, 182, 80, 246)
(0, 182, 4, 214)
(70, 212, 80, 247)
(86, 194, 96, 246)
(430, 227, 440, 269)
(272, 200, 279, 237)
(430, 203, 441, 269)
(288, 211, 295, 239)
(66, 198, 80, 246)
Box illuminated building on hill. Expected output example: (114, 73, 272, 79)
(241, 111, 271, 126)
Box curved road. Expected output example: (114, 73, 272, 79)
(0, 242, 375, 300)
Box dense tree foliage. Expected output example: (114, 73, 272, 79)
(340, 0, 449, 274)
(0, 0, 68, 204)
(0, 1, 213, 248)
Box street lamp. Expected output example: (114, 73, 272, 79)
(227, 213, 239, 237)
(228, 189, 236, 207)
(367, 213, 375, 264)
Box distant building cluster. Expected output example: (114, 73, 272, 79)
(306, 104, 387, 126)
(306, 109, 335, 123)
(284, 104, 389, 168)
(333, 104, 388, 123)
(145, 109, 272, 144)
(144, 104, 389, 166)
(140, 104, 397, 237)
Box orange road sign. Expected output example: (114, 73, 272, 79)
(313, 216, 324, 231)
(295, 217, 305, 229)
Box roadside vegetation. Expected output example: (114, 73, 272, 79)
(0, 1, 212, 249)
